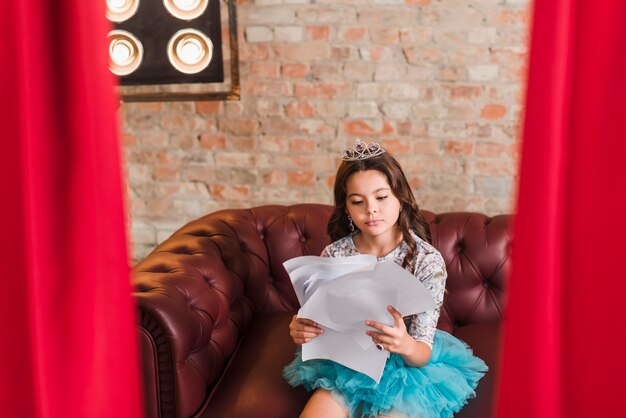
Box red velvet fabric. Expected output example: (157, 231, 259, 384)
(0, 2, 142, 417)
(495, 1, 626, 417)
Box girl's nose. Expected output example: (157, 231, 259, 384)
(367, 206, 377, 215)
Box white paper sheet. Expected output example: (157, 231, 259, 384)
(284, 256, 436, 383)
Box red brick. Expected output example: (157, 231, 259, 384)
(288, 171, 316, 186)
(448, 85, 484, 100)
(286, 101, 316, 118)
(314, 102, 348, 118)
(122, 133, 137, 146)
(230, 136, 256, 150)
(273, 44, 331, 61)
(225, 102, 245, 117)
(219, 119, 259, 135)
(340, 27, 367, 42)
(481, 104, 507, 120)
(306, 26, 331, 41)
(282, 63, 309, 78)
(298, 120, 336, 135)
(397, 121, 428, 137)
(240, 44, 271, 61)
(250, 61, 280, 78)
(290, 138, 317, 152)
(169, 134, 195, 149)
(360, 46, 395, 63)
(263, 170, 288, 185)
(444, 140, 474, 156)
(312, 63, 343, 81)
(343, 120, 395, 136)
(403, 47, 445, 65)
(370, 28, 399, 45)
(161, 114, 194, 130)
(183, 167, 217, 182)
(196, 101, 222, 115)
(245, 80, 291, 97)
(331, 46, 354, 61)
(261, 136, 289, 152)
(198, 134, 226, 149)
(343, 62, 374, 80)
(476, 142, 507, 157)
(358, 9, 419, 25)
(326, 174, 336, 189)
(256, 100, 285, 117)
(412, 140, 441, 154)
(294, 83, 351, 99)
(154, 165, 180, 181)
(497, 9, 530, 26)
(466, 160, 516, 176)
(262, 117, 300, 135)
(439, 66, 467, 81)
(448, 105, 477, 119)
(209, 184, 251, 201)
(274, 155, 334, 171)
(135, 102, 164, 112)
(399, 27, 433, 43)
(381, 139, 410, 154)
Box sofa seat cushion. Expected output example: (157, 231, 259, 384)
(199, 316, 501, 418)
(452, 322, 501, 418)
(199, 313, 310, 418)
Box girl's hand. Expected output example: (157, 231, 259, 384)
(365, 305, 413, 355)
(289, 315, 324, 345)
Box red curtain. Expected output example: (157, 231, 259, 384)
(0, 2, 143, 417)
(495, 1, 626, 417)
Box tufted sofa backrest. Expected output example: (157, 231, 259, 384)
(422, 211, 512, 333)
(132, 204, 512, 414)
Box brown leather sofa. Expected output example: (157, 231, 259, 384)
(133, 204, 512, 418)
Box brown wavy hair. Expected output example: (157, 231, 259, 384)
(327, 152, 432, 268)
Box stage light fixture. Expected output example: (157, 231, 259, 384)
(109, 0, 240, 101)
(108, 30, 144, 76)
(106, 0, 140, 23)
(163, 0, 208, 20)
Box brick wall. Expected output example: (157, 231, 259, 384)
(122, 0, 530, 262)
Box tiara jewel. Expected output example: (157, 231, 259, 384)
(342, 138, 386, 161)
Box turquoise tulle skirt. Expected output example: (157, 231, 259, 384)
(283, 330, 488, 418)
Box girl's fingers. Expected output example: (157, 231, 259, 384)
(297, 317, 321, 328)
(365, 320, 394, 335)
(298, 324, 324, 334)
(387, 305, 405, 327)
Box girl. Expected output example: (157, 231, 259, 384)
(283, 140, 488, 418)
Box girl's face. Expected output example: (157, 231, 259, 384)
(345, 169, 401, 241)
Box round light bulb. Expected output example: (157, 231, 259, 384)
(107, 30, 143, 76)
(106, 0, 139, 22)
(163, 0, 207, 20)
(179, 38, 203, 64)
(108, 0, 128, 9)
(172, 0, 198, 11)
(111, 41, 133, 65)
(167, 29, 213, 74)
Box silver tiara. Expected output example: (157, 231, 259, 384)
(342, 139, 386, 161)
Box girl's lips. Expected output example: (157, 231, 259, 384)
(364, 219, 382, 226)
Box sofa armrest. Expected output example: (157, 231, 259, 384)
(132, 205, 334, 417)
(133, 264, 238, 418)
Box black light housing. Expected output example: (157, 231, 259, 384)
(106, 0, 223, 85)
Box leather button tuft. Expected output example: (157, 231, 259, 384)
(299, 236, 306, 243)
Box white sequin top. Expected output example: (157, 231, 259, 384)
(320, 231, 447, 348)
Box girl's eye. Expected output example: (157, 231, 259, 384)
(377, 196, 388, 201)
(350, 201, 363, 205)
